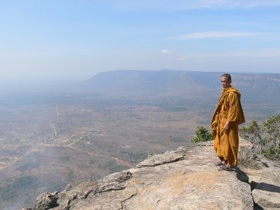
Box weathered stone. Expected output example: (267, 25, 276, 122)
(136, 149, 185, 168)
(24, 139, 280, 210)
(238, 139, 280, 209)
(32, 192, 59, 210)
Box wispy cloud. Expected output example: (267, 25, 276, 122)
(109, 0, 280, 11)
(176, 57, 187, 61)
(161, 49, 176, 54)
(161, 49, 170, 54)
(174, 31, 255, 40)
(187, 0, 280, 9)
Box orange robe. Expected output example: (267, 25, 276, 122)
(211, 86, 245, 166)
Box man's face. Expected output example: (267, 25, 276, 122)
(221, 76, 231, 88)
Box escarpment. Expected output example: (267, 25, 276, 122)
(24, 139, 280, 210)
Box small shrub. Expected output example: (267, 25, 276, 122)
(191, 126, 213, 143)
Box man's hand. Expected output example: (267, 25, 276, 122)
(223, 121, 230, 131)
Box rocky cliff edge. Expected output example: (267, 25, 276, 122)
(23, 139, 280, 210)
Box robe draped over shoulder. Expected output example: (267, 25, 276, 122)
(211, 86, 245, 166)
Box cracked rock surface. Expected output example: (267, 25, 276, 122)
(24, 139, 280, 210)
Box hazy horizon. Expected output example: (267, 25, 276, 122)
(0, 69, 280, 94)
(1, 0, 280, 83)
(0, 69, 279, 94)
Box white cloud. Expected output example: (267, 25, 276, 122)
(175, 31, 255, 40)
(161, 49, 171, 54)
(108, 0, 280, 11)
(161, 49, 176, 54)
(186, 0, 280, 9)
(176, 57, 187, 61)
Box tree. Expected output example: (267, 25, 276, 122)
(240, 115, 280, 161)
(191, 126, 213, 143)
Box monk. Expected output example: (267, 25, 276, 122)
(211, 74, 245, 171)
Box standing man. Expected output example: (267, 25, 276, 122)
(211, 74, 245, 171)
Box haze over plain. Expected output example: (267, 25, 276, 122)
(1, 0, 280, 89)
(1, 1, 280, 208)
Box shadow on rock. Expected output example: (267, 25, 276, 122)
(235, 167, 249, 183)
(251, 181, 280, 193)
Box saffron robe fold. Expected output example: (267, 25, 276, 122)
(211, 86, 245, 166)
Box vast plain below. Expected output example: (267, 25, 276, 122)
(0, 70, 279, 209)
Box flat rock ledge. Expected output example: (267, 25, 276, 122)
(23, 139, 280, 210)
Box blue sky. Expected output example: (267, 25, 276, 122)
(1, 0, 280, 84)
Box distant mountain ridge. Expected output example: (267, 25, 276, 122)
(78, 69, 280, 104)
(81, 70, 220, 93)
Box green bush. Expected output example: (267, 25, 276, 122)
(240, 115, 280, 161)
(191, 126, 213, 143)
